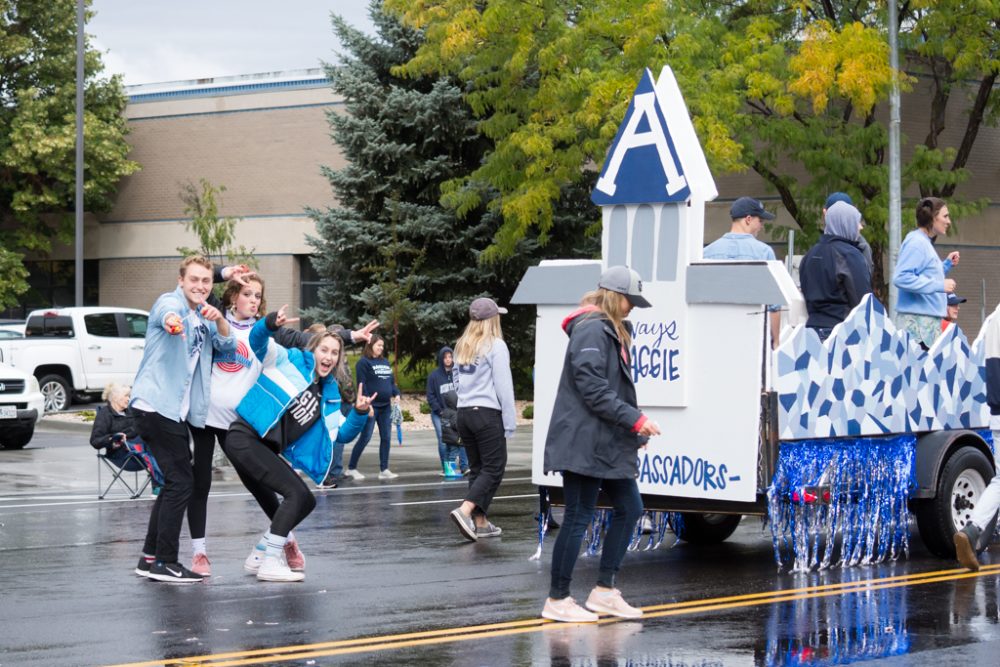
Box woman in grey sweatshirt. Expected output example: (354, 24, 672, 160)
(448, 297, 517, 542)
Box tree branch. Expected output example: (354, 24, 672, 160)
(752, 159, 800, 228)
(942, 71, 997, 198)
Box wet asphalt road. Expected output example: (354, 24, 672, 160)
(1, 426, 999, 666)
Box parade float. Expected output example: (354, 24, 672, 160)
(512, 66, 996, 571)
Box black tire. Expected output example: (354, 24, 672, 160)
(0, 427, 33, 450)
(915, 445, 995, 558)
(37, 374, 71, 413)
(677, 512, 742, 544)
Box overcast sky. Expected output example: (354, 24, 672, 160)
(89, 1, 377, 87)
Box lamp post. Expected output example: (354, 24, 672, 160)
(75, 0, 84, 307)
(887, 1, 902, 318)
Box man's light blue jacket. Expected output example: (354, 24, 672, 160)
(893, 229, 954, 317)
(236, 318, 367, 483)
(131, 286, 236, 428)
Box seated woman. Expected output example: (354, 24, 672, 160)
(90, 383, 146, 471)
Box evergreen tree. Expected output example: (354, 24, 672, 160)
(307, 1, 597, 393)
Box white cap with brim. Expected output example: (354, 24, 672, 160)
(598, 266, 652, 308)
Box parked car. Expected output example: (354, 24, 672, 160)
(0, 364, 45, 449)
(0, 321, 25, 339)
(0, 307, 149, 412)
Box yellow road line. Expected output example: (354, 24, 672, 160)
(105, 564, 1000, 667)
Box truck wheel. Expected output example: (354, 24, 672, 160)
(38, 374, 71, 412)
(915, 445, 995, 558)
(0, 428, 33, 450)
(677, 513, 742, 544)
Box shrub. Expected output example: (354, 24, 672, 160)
(522, 404, 534, 419)
(402, 409, 414, 422)
(80, 410, 96, 422)
(419, 401, 431, 414)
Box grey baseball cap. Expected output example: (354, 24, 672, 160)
(469, 297, 508, 320)
(598, 266, 652, 308)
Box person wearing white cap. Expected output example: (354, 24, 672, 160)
(540, 266, 661, 623)
(448, 297, 516, 541)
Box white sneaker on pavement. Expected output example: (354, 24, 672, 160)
(244, 545, 266, 574)
(257, 554, 304, 582)
(345, 469, 365, 480)
(584, 587, 643, 619)
(542, 597, 599, 623)
(378, 469, 399, 480)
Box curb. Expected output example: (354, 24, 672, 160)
(38, 417, 92, 434)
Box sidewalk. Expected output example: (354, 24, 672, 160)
(0, 417, 534, 497)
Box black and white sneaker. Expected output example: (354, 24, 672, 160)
(147, 561, 205, 583)
(135, 557, 153, 578)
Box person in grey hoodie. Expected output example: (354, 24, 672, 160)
(448, 297, 516, 541)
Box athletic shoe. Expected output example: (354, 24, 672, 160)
(257, 554, 304, 582)
(316, 479, 338, 490)
(476, 522, 502, 538)
(147, 561, 205, 584)
(585, 588, 643, 619)
(954, 522, 982, 572)
(190, 552, 212, 577)
(244, 545, 266, 574)
(345, 469, 365, 480)
(378, 469, 399, 480)
(284, 539, 306, 572)
(450, 508, 478, 542)
(135, 557, 153, 578)
(542, 597, 598, 623)
(461, 468, 471, 476)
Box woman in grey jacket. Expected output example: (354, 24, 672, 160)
(448, 297, 517, 541)
(541, 266, 661, 623)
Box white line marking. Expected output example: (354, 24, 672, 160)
(391, 494, 536, 506)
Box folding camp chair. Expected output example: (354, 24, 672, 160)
(97, 438, 162, 499)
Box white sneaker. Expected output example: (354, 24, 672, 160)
(345, 469, 365, 480)
(244, 545, 266, 574)
(257, 554, 304, 582)
(542, 597, 599, 623)
(378, 469, 399, 480)
(585, 587, 643, 619)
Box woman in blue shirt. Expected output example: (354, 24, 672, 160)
(892, 197, 960, 350)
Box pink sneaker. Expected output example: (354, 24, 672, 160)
(190, 552, 212, 577)
(284, 539, 306, 572)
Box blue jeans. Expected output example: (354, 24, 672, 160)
(431, 412, 468, 471)
(348, 404, 392, 472)
(549, 471, 643, 600)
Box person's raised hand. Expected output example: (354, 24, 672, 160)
(226, 264, 257, 286)
(354, 383, 377, 412)
(351, 319, 380, 344)
(947, 251, 961, 266)
(163, 313, 184, 335)
(944, 278, 957, 294)
(275, 304, 300, 328)
(199, 303, 223, 322)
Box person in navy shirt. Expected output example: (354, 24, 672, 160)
(344, 334, 401, 480)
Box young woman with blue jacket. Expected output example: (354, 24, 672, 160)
(892, 197, 960, 350)
(223, 323, 374, 582)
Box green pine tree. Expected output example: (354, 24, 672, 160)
(306, 1, 597, 393)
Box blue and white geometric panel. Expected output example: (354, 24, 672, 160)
(775, 295, 989, 440)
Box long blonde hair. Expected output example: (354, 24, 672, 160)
(580, 288, 632, 349)
(454, 316, 503, 365)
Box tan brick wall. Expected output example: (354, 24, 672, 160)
(99, 255, 304, 325)
(105, 104, 346, 222)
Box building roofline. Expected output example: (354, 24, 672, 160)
(126, 68, 329, 103)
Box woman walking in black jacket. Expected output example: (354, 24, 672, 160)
(541, 266, 661, 623)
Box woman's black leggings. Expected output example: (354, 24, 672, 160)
(187, 424, 228, 540)
(222, 425, 316, 537)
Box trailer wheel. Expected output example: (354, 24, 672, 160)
(677, 513, 742, 544)
(915, 445, 994, 558)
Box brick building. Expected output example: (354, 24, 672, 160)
(14, 68, 1000, 338)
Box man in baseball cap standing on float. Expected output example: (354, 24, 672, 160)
(703, 196, 781, 345)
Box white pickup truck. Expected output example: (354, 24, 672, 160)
(0, 307, 149, 412)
